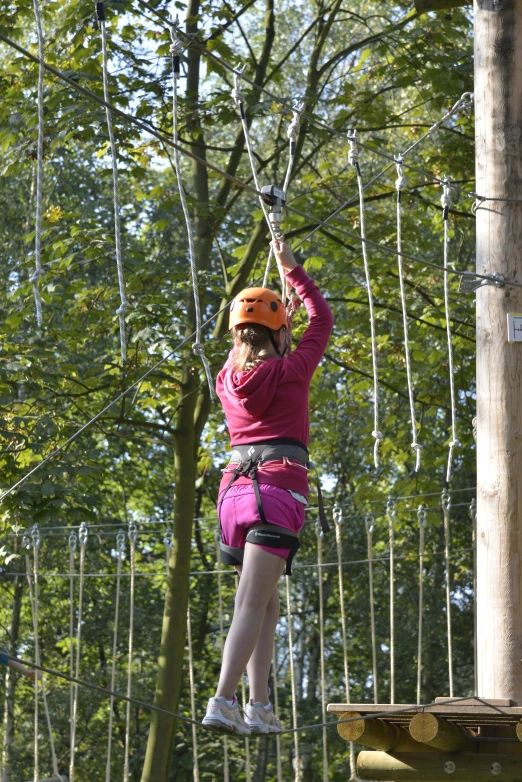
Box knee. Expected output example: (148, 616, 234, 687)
(265, 589, 280, 621)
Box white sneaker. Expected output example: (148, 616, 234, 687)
(244, 700, 282, 734)
(202, 696, 251, 736)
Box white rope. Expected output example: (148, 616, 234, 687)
(68, 532, 77, 769)
(105, 531, 125, 782)
(470, 498, 478, 697)
(272, 638, 283, 782)
(365, 515, 379, 703)
(315, 524, 328, 782)
(97, 4, 128, 364)
(70, 522, 87, 782)
(124, 523, 137, 782)
(348, 129, 383, 467)
(24, 527, 63, 782)
(285, 577, 300, 781)
(416, 505, 427, 704)
(441, 177, 459, 482)
(394, 157, 421, 471)
(170, 20, 215, 399)
(235, 575, 251, 782)
(441, 491, 454, 697)
(214, 532, 229, 782)
(186, 603, 200, 782)
(30, 0, 45, 327)
(262, 103, 301, 289)
(387, 499, 396, 703)
(333, 505, 356, 780)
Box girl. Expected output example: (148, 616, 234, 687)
(202, 238, 333, 735)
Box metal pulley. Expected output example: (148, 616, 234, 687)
(261, 184, 286, 234)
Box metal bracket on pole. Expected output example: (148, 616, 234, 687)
(458, 271, 505, 293)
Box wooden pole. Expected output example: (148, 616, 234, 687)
(408, 713, 476, 751)
(357, 752, 522, 781)
(336, 712, 433, 752)
(475, 0, 522, 705)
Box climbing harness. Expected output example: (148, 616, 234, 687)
(217, 440, 329, 575)
(170, 18, 215, 399)
(394, 156, 422, 471)
(95, 1, 129, 364)
(348, 129, 383, 468)
(441, 177, 460, 482)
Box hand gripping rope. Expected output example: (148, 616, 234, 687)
(348, 130, 383, 468)
(30, 0, 45, 328)
(95, 1, 129, 365)
(170, 19, 215, 400)
(441, 177, 460, 482)
(394, 157, 422, 471)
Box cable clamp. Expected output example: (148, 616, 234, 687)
(163, 529, 173, 549)
(31, 523, 40, 549)
(192, 341, 206, 358)
(231, 65, 246, 106)
(469, 498, 477, 523)
(68, 531, 78, 553)
(287, 102, 302, 141)
(365, 514, 374, 534)
(116, 300, 129, 316)
(386, 497, 396, 519)
(372, 430, 383, 441)
(332, 502, 343, 527)
(441, 489, 451, 513)
(458, 271, 505, 293)
(417, 505, 427, 527)
(116, 530, 126, 553)
(315, 520, 324, 539)
(347, 128, 359, 166)
(394, 155, 407, 192)
(79, 522, 88, 546)
(441, 176, 458, 212)
(128, 522, 138, 544)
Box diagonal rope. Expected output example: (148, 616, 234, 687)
(365, 515, 379, 703)
(315, 524, 328, 782)
(441, 178, 460, 482)
(96, 2, 129, 364)
(30, 0, 45, 327)
(285, 577, 300, 781)
(394, 157, 421, 471)
(387, 499, 396, 703)
(348, 130, 383, 467)
(106, 531, 125, 782)
(441, 491, 454, 697)
(170, 20, 215, 399)
(416, 505, 426, 704)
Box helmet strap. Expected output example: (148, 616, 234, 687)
(265, 327, 282, 358)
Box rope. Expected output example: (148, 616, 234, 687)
(348, 129, 383, 467)
(68, 532, 77, 768)
(441, 491, 454, 697)
(24, 527, 63, 782)
(272, 638, 283, 782)
(262, 103, 301, 290)
(285, 577, 300, 781)
(214, 532, 229, 782)
(387, 499, 396, 703)
(333, 505, 356, 781)
(124, 523, 137, 781)
(96, 2, 128, 364)
(394, 156, 421, 471)
(106, 531, 125, 782)
(416, 505, 427, 703)
(235, 575, 251, 782)
(441, 178, 459, 482)
(170, 21, 215, 399)
(186, 604, 200, 782)
(70, 522, 87, 782)
(365, 515, 379, 702)
(470, 498, 478, 697)
(31, 0, 45, 327)
(315, 524, 328, 782)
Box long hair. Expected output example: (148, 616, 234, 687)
(231, 324, 284, 371)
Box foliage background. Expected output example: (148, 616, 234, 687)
(0, 0, 476, 779)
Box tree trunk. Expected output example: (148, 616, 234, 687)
(2, 569, 24, 782)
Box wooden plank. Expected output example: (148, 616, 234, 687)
(357, 752, 522, 781)
(409, 713, 476, 751)
(435, 697, 515, 707)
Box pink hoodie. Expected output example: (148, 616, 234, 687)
(216, 265, 334, 498)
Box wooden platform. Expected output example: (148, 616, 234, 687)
(327, 698, 522, 728)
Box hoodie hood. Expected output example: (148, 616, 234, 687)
(220, 357, 282, 417)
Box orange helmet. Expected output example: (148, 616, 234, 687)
(229, 287, 287, 331)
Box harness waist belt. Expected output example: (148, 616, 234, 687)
(228, 442, 309, 466)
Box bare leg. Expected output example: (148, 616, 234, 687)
(216, 544, 284, 701)
(246, 585, 280, 704)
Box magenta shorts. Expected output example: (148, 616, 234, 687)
(218, 483, 305, 560)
